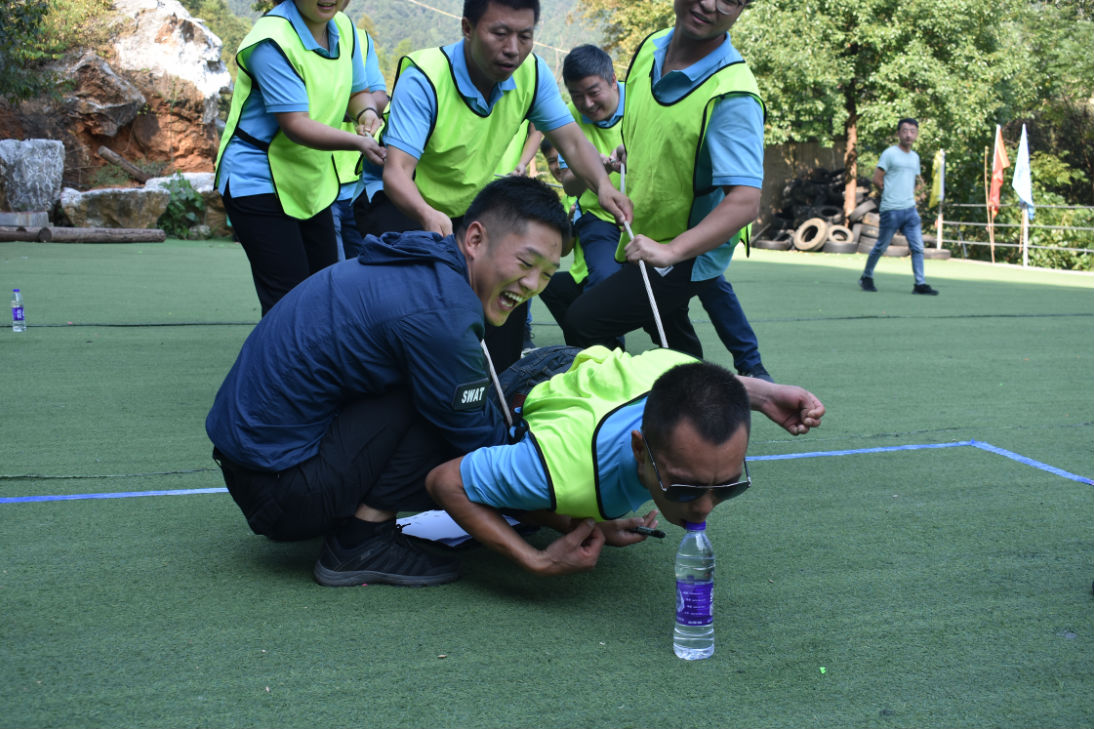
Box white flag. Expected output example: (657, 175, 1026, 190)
(1012, 124, 1035, 221)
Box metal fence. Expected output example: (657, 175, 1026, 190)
(928, 202, 1094, 267)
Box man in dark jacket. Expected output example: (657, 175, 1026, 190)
(206, 176, 568, 587)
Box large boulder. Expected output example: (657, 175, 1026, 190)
(0, 139, 66, 213)
(65, 52, 147, 138)
(59, 187, 170, 229)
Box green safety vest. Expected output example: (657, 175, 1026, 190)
(390, 47, 538, 217)
(522, 346, 698, 520)
(568, 101, 622, 225)
(495, 119, 531, 176)
(619, 28, 764, 258)
(564, 103, 622, 284)
(215, 12, 355, 220)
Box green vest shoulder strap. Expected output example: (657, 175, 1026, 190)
(523, 346, 698, 520)
(334, 29, 374, 186)
(621, 29, 764, 248)
(215, 12, 355, 219)
(397, 46, 539, 217)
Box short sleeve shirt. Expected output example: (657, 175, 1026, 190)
(877, 145, 920, 212)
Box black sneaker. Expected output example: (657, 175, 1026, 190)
(738, 365, 774, 383)
(313, 520, 460, 587)
(859, 275, 877, 292)
(912, 283, 940, 295)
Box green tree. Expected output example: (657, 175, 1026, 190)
(0, 0, 53, 100)
(0, 0, 115, 100)
(733, 0, 1037, 216)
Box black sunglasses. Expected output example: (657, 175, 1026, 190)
(642, 435, 751, 504)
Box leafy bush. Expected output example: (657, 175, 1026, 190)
(0, 0, 119, 100)
(157, 174, 206, 239)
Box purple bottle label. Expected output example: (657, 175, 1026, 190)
(12, 306, 24, 321)
(675, 581, 713, 626)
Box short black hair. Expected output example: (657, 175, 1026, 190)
(642, 362, 751, 453)
(539, 137, 556, 156)
(562, 44, 615, 85)
(897, 117, 919, 131)
(464, 0, 540, 25)
(460, 175, 571, 247)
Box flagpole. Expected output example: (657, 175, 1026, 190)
(985, 145, 995, 263)
(936, 204, 943, 249)
(1021, 207, 1029, 267)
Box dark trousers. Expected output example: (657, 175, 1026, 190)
(562, 258, 710, 358)
(355, 191, 526, 371)
(223, 189, 337, 316)
(696, 276, 762, 372)
(214, 389, 455, 542)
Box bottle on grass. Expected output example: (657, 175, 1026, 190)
(673, 520, 715, 660)
(11, 289, 25, 332)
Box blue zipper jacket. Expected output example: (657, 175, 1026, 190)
(206, 230, 508, 471)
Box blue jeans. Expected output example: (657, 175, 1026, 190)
(863, 206, 926, 285)
(696, 276, 762, 373)
(496, 345, 582, 411)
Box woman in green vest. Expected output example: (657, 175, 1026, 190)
(214, 0, 386, 315)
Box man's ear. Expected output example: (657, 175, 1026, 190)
(462, 219, 488, 260)
(461, 16, 472, 41)
(630, 430, 645, 464)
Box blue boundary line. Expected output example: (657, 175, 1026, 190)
(1, 440, 1090, 504)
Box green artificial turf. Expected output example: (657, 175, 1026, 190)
(1, 240, 1091, 728)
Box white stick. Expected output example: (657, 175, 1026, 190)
(620, 164, 668, 349)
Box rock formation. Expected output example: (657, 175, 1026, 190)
(0, 0, 231, 190)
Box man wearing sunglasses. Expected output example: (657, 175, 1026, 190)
(424, 345, 825, 578)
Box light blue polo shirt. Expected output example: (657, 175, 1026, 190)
(383, 40, 574, 161)
(648, 29, 764, 281)
(217, 3, 370, 198)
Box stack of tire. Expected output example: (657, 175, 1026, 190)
(752, 167, 867, 254)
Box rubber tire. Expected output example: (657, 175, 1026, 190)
(862, 211, 881, 227)
(848, 198, 877, 223)
(753, 237, 793, 251)
(923, 247, 952, 260)
(817, 205, 843, 224)
(827, 224, 853, 243)
(793, 217, 829, 251)
(860, 224, 880, 238)
(823, 239, 858, 254)
(857, 234, 878, 254)
(883, 245, 910, 257)
(850, 222, 863, 243)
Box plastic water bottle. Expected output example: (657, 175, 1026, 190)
(11, 289, 25, 332)
(673, 520, 715, 660)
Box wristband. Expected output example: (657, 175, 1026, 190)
(355, 107, 377, 124)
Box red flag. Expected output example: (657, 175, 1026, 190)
(988, 125, 1010, 217)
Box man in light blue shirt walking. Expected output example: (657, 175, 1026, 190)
(859, 117, 940, 295)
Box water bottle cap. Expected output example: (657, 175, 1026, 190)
(13, 289, 19, 292)
(684, 520, 706, 531)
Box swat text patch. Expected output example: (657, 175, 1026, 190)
(452, 378, 490, 412)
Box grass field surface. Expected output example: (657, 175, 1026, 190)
(1, 240, 1091, 728)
